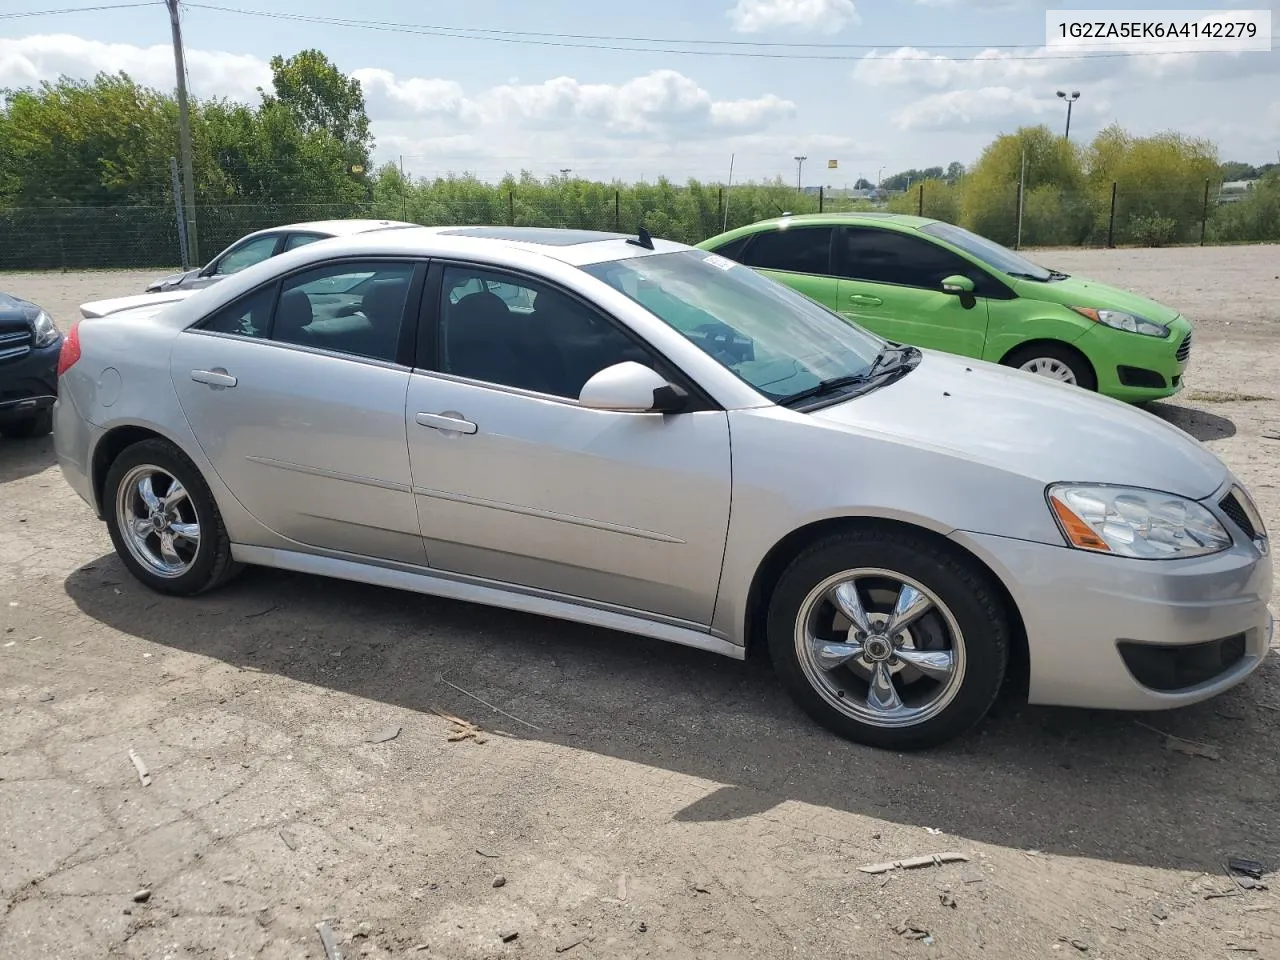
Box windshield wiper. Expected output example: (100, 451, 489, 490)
(1004, 270, 1051, 282)
(780, 344, 917, 407)
(1047, 269, 1070, 280)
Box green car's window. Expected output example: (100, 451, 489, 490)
(839, 226, 998, 295)
(583, 250, 883, 403)
(919, 221, 1052, 282)
(739, 226, 834, 276)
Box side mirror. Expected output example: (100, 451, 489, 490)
(578, 361, 688, 414)
(198, 261, 218, 278)
(941, 274, 975, 295)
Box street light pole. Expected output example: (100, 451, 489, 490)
(794, 155, 807, 193)
(1056, 90, 1081, 141)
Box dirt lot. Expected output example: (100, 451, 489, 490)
(2, 245, 1280, 960)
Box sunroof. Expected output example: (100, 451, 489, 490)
(438, 226, 630, 246)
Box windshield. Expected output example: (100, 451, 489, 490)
(581, 250, 885, 402)
(919, 221, 1054, 281)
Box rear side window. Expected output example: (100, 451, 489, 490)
(739, 226, 834, 275)
(838, 227, 1003, 296)
(200, 285, 274, 338)
(274, 261, 415, 363)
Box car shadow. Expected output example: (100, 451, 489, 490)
(0, 432, 57, 484)
(65, 555, 1280, 874)
(1144, 400, 1237, 441)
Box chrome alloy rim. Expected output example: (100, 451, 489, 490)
(794, 568, 967, 729)
(1019, 357, 1077, 384)
(115, 464, 201, 579)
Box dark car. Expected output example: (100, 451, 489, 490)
(0, 292, 63, 439)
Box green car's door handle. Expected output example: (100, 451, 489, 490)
(847, 294, 883, 306)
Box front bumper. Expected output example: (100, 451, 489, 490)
(1077, 315, 1192, 403)
(953, 510, 1272, 711)
(0, 337, 61, 424)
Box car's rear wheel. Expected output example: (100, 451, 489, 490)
(0, 409, 53, 439)
(1003, 342, 1097, 391)
(766, 527, 1010, 750)
(104, 438, 240, 596)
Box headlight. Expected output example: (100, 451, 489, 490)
(31, 310, 59, 348)
(1047, 483, 1231, 559)
(1070, 306, 1169, 338)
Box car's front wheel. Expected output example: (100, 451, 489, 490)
(103, 438, 240, 596)
(1002, 342, 1097, 391)
(767, 527, 1010, 750)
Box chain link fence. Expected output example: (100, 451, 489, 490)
(3, 177, 1277, 271)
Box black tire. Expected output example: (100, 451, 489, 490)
(766, 526, 1010, 751)
(1001, 342, 1097, 391)
(103, 437, 241, 596)
(0, 408, 53, 439)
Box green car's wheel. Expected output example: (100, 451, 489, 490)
(1003, 342, 1097, 391)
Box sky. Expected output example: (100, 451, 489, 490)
(1, 0, 1278, 185)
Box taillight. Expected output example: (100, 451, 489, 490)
(57, 320, 81, 376)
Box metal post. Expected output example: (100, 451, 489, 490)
(1200, 178, 1210, 246)
(1107, 181, 1117, 248)
(615, 190, 621, 231)
(918, 183, 924, 217)
(399, 155, 408, 221)
(169, 155, 189, 268)
(508, 191, 515, 226)
(819, 185, 824, 213)
(1015, 149, 1026, 250)
(165, 0, 199, 263)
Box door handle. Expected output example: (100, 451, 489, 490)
(191, 369, 237, 388)
(416, 412, 478, 435)
(847, 294, 883, 306)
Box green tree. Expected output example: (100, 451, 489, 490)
(260, 49, 373, 166)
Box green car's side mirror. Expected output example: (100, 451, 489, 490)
(942, 275, 975, 294)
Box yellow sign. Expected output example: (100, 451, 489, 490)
(828, 159, 838, 169)
(350, 164, 365, 174)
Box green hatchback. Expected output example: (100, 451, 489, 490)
(696, 213, 1192, 403)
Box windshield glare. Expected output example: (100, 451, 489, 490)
(920, 221, 1052, 280)
(582, 250, 884, 401)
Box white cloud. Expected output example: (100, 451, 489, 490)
(893, 86, 1107, 133)
(728, 0, 858, 34)
(0, 33, 270, 101)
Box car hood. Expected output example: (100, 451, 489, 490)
(1011, 274, 1181, 325)
(81, 289, 195, 319)
(146, 268, 201, 291)
(0, 292, 39, 321)
(813, 350, 1227, 500)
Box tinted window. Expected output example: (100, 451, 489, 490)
(274, 261, 414, 363)
(200, 285, 274, 338)
(740, 227, 833, 275)
(438, 265, 650, 400)
(839, 227, 998, 294)
(919, 221, 1052, 281)
(284, 232, 327, 251)
(213, 234, 280, 276)
(707, 234, 752, 262)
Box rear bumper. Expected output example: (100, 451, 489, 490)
(0, 338, 61, 423)
(53, 389, 101, 515)
(953, 516, 1272, 711)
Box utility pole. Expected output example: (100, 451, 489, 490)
(1056, 90, 1080, 141)
(794, 155, 807, 194)
(166, 0, 199, 263)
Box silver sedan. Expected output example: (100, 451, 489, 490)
(53, 225, 1273, 749)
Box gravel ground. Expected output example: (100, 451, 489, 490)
(2, 245, 1280, 960)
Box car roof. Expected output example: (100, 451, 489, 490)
(736, 212, 940, 231)
(248, 218, 418, 238)
(299, 225, 690, 267)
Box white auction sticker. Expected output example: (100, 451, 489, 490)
(702, 253, 737, 271)
(1046, 9, 1271, 52)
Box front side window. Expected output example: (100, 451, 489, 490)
(739, 226, 834, 275)
(839, 227, 990, 291)
(274, 261, 415, 363)
(212, 234, 280, 277)
(919, 221, 1054, 281)
(437, 265, 650, 399)
(582, 250, 884, 402)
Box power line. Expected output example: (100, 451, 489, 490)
(183, 4, 1259, 62)
(0, 2, 159, 20)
